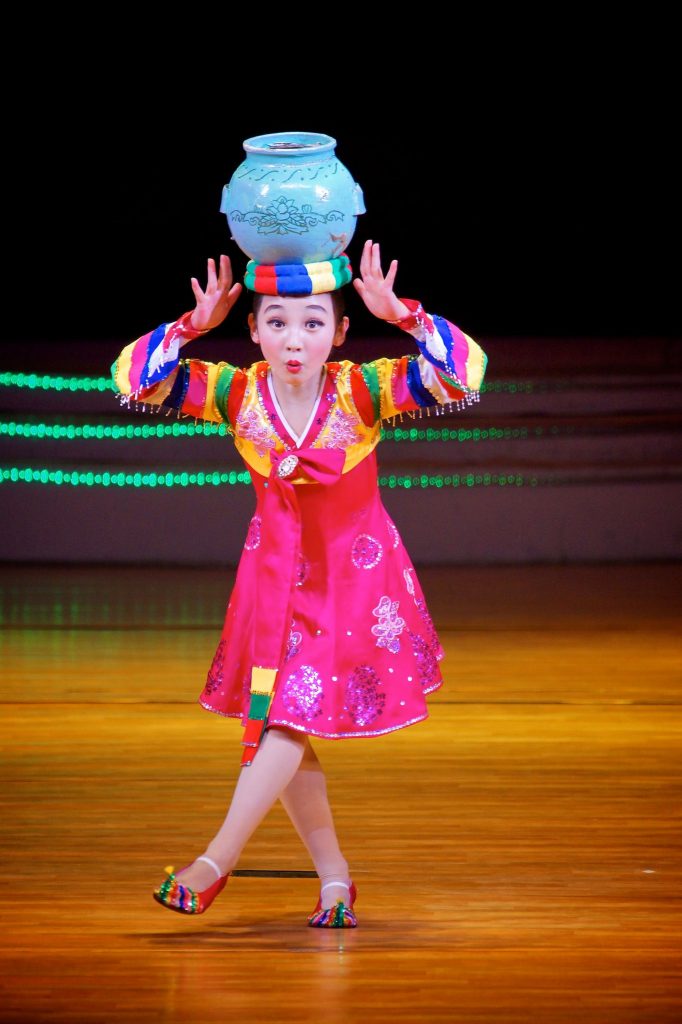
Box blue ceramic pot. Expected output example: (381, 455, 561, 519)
(220, 131, 365, 265)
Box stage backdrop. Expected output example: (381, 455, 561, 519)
(1, 332, 679, 566)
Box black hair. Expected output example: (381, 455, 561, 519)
(251, 287, 347, 325)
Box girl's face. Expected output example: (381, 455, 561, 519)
(248, 294, 349, 389)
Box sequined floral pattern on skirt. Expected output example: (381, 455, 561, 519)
(199, 450, 444, 740)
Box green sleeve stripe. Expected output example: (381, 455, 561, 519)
(359, 362, 381, 422)
(214, 366, 237, 424)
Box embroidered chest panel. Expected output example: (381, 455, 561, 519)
(232, 362, 380, 477)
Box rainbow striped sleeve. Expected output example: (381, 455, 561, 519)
(111, 312, 241, 425)
(358, 299, 488, 422)
(399, 299, 487, 393)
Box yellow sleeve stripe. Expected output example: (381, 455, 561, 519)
(113, 341, 136, 394)
(464, 333, 487, 391)
(203, 362, 222, 421)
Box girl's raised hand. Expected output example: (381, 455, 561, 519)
(190, 255, 243, 332)
(352, 240, 410, 322)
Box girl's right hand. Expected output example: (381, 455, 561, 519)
(190, 255, 243, 333)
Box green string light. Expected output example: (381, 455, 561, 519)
(0, 466, 531, 488)
(0, 372, 115, 392)
(0, 467, 252, 487)
(0, 372, 540, 395)
(378, 473, 528, 489)
(382, 425, 535, 442)
(0, 419, 551, 442)
(0, 420, 230, 439)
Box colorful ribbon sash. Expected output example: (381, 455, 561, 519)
(244, 255, 352, 295)
(240, 446, 346, 766)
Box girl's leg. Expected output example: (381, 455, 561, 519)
(278, 736, 351, 909)
(172, 725, 307, 891)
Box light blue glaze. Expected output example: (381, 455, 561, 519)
(221, 131, 366, 264)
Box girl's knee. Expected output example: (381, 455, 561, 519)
(301, 735, 320, 766)
(266, 724, 307, 747)
(266, 726, 318, 763)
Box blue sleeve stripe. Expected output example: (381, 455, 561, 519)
(406, 358, 439, 408)
(161, 361, 189, 410)
(143, 324, 173, 385)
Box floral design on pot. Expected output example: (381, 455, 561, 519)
(221, 131, 365, 265)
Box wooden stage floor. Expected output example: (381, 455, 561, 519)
(1, 562, 681, 1023)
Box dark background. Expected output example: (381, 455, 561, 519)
(1, 43, 680, 569)
(3, 66, 679, 361)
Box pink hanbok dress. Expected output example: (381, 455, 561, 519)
(112, 299, 487, 764)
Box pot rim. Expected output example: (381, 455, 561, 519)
(242, 131, 336, 157)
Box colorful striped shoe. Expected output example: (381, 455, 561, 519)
(153, 855, 229, 915)
(307, 880, 358, 928)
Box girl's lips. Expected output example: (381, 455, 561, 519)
(286, 360, 302, 374)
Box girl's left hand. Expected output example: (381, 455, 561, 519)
(352, 240, 410, 322)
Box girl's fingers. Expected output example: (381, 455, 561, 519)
(205, 257, 217, 288)
(360, 240, 398, 292)
(370, 241, 382, 276)
(359, 239, 372, 278)
(384, 259, 398, 289)
(217, 254, 232, 288)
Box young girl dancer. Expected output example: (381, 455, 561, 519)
(112, 239, 487, 927)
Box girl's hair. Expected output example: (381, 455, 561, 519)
(251, 287, 347, 325)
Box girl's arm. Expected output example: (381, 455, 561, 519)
(111, 256, 245, 424)
(351, 241, 487, 421)
(111, 313, 238, 422)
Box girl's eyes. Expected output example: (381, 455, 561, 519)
(266, 318, 325, 329)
